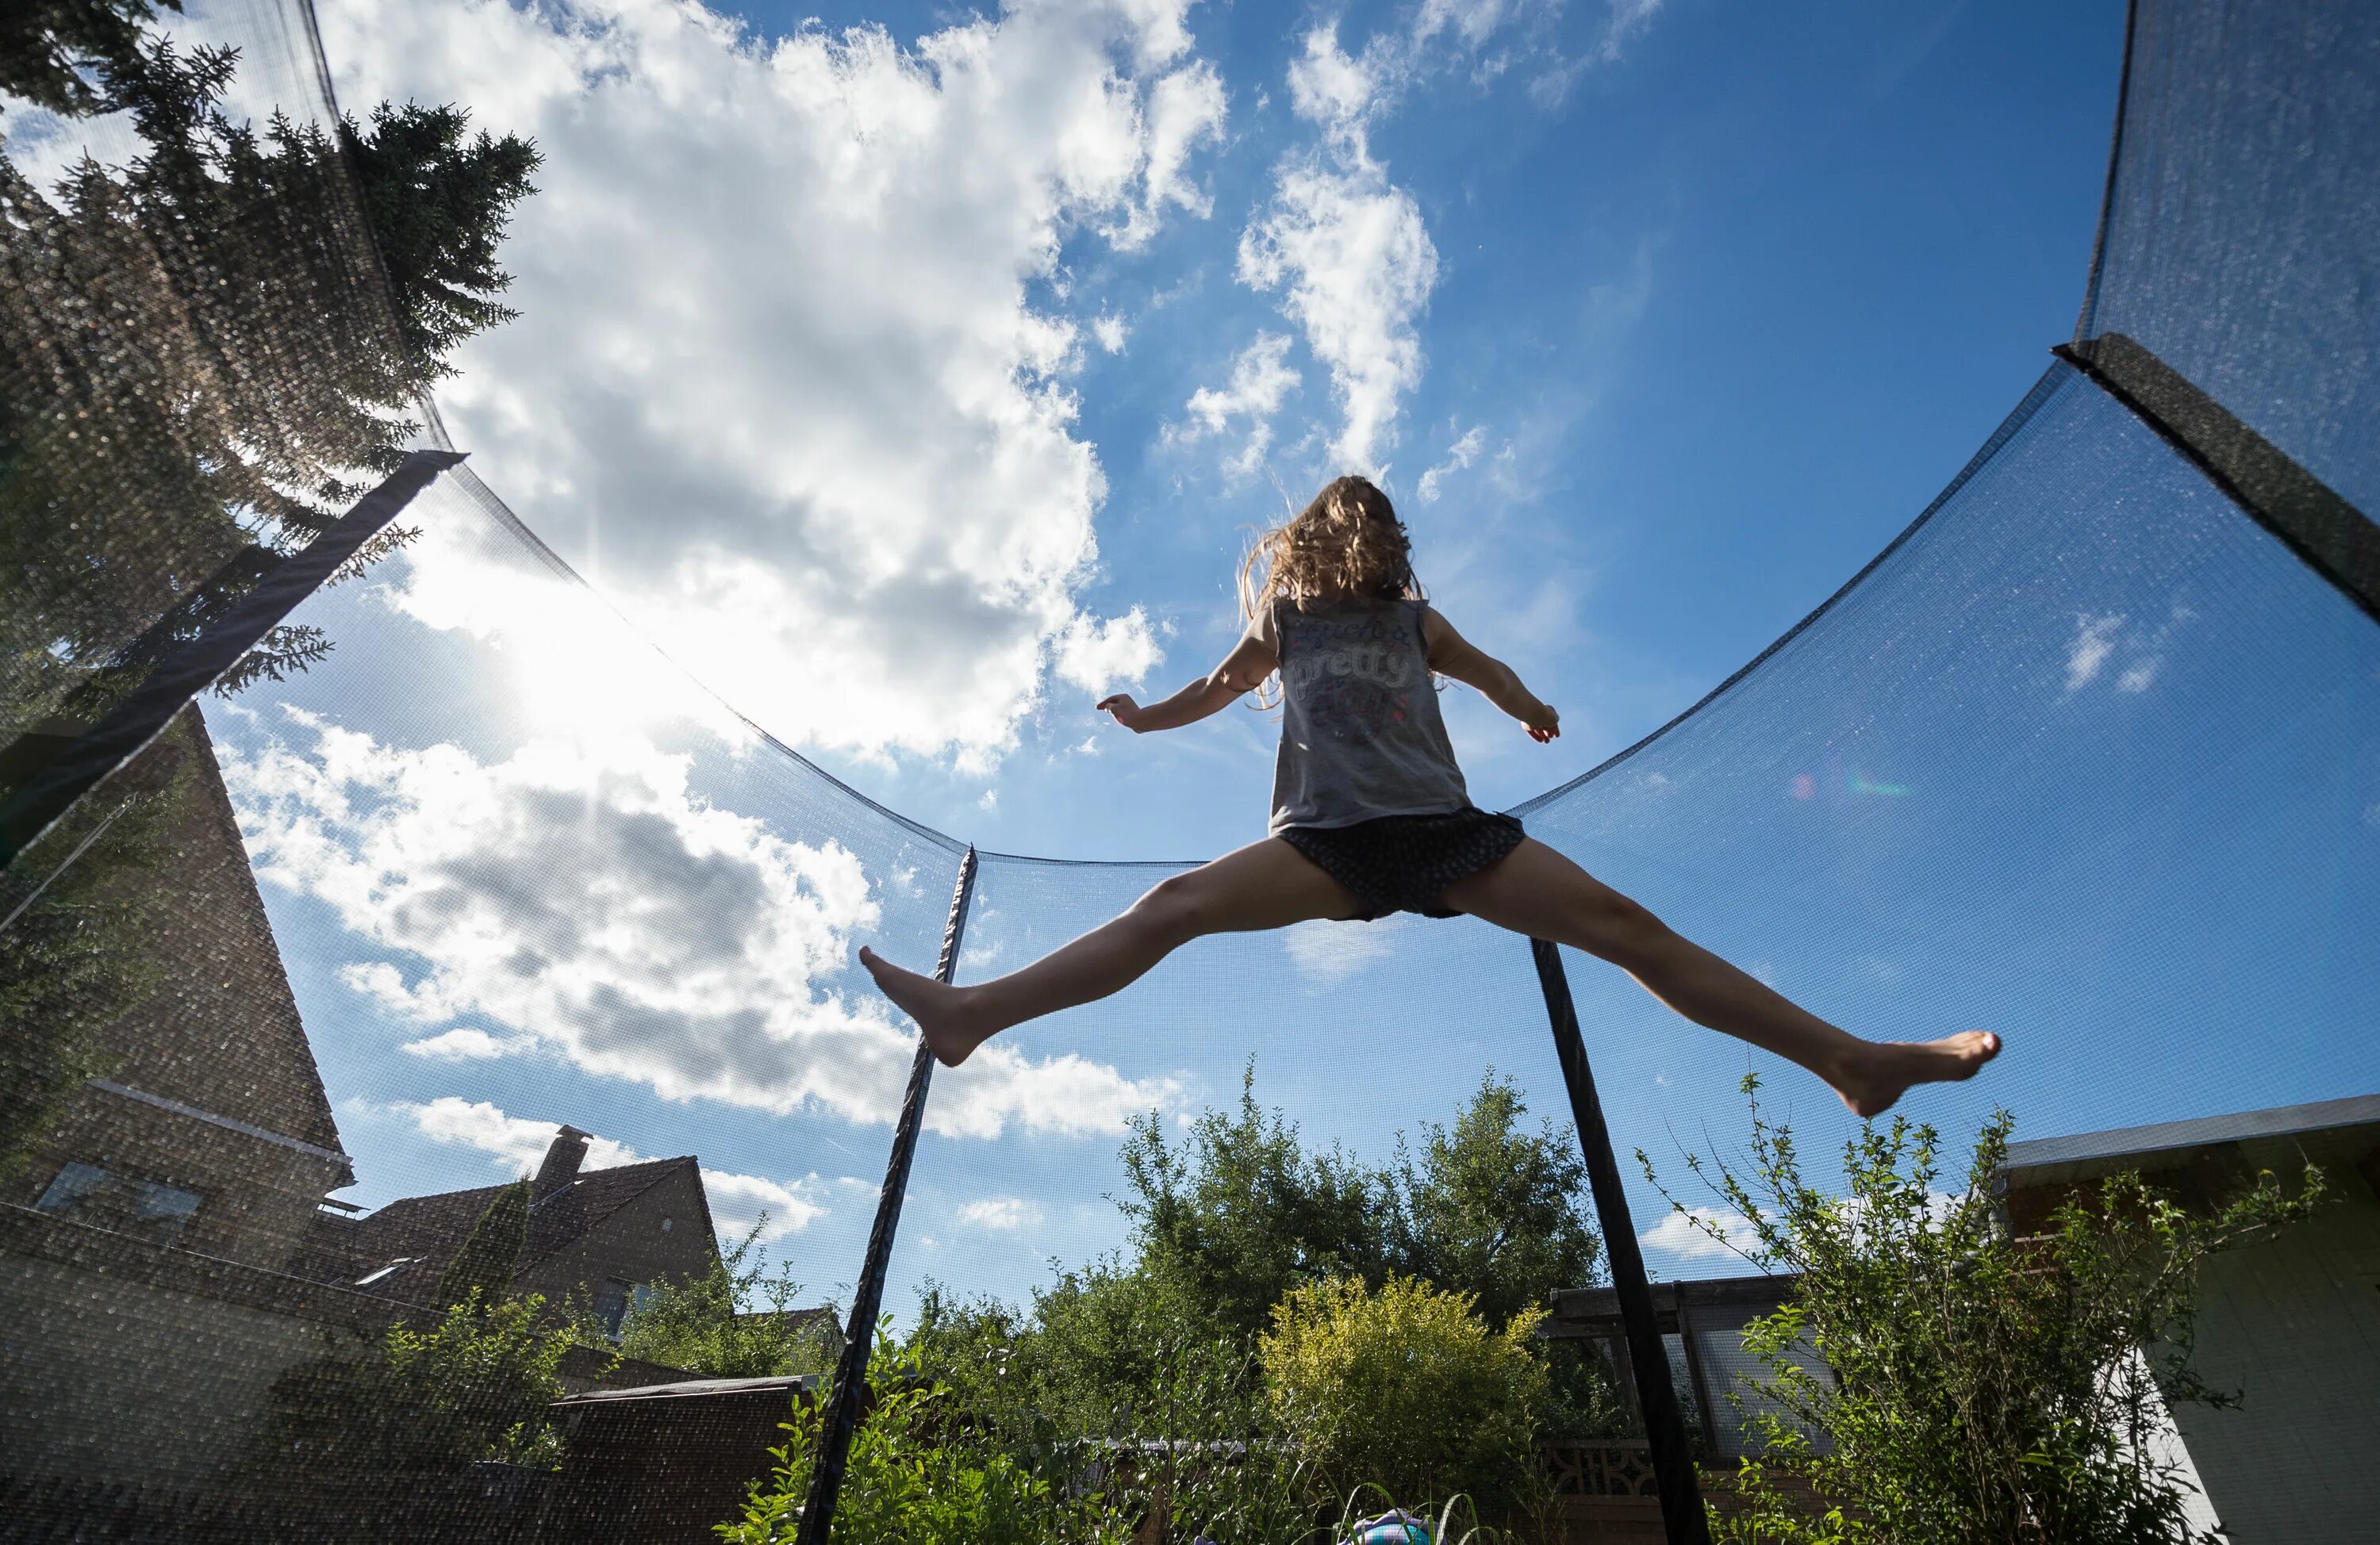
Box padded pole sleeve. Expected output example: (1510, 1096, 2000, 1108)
(1533, 937, 1711, 1545)
(0, 447, 466, 869)
(2057, 333, 2380, 625)
(797, 845, 979, 1545)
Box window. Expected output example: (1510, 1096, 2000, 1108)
(35, 1162, 202, 1244)
(354, 1257, 420, 1288)
(595, 1278, 660, 1339)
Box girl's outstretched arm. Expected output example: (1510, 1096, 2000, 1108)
(1097, 623, 1278, 734)
(1422, 608, 1561, 742)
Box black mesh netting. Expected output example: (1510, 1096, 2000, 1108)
(3, 0, 2375, 1542)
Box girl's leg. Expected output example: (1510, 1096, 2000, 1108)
(861, 837, 1365, 1068)
(1438, 838, 1998, 1118)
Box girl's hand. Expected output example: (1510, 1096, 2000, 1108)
(1526, 703, 1560, 744)
(1097, 694, 1145, 732)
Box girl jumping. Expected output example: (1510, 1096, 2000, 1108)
(862, 475, 1998, 1118)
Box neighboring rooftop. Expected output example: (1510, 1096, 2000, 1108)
(2002, 1093, 2380, 1190)
(315, 1125, 705, 1300)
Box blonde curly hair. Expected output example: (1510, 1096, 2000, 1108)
(1236, 475, 1422, 705)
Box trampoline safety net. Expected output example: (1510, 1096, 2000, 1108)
(2, 2, 2374, 1543)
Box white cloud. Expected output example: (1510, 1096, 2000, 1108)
(1053, 607, 1165, 694)
(2062, 603, 2194, 697)
(1239, 33, 1438, 474)
(956, 1195, 1045, 1230)
(1172, 332, 1301, 479)
(400, 1095, 824, 1240)
(408, 1096, 646, 1173)
(1107, 59, 1228, 248)
(1284, 916, 1398, 984)
(1091, 313, 1130, 353)
(1417, 424, 1489, 502)
(319, 0, 1226, 765)
(1237, 5, 1664, 472)
(398, 1026, 537, 1060)
(225, 710, 1176, 1138)
(1639, 1205, 1759, 1263)
(699, 1167, 828, 1243)
(2064, 612, 2125, 693)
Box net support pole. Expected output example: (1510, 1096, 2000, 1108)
(797, 845, 979, 1545)
(0, 447, 467, 868)
(2056, 332, 2380, 624)
(1532, 937, 1710, 1545)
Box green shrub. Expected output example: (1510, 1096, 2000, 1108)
(248, 1290, 574, 1539)
(616, 1219, 839, 1378)
(721, 1332, 1130, 1545)
(1646, 1076, 2328, 1544)
(1261, 1275, 1550, 1526)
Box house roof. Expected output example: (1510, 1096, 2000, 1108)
(1546, 1272, 1798, 1337)
(2001, 1093, 2380, 1190)
(736, 1305, 845, 1343)
(334, 1156, 701, 1299)
(95, 711, 348, 1167)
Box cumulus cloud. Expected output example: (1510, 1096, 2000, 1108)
(2064, 613, 2125, 693)
(1416, 424, 1488, 502)
(1230, 5, 1664, 473)
(1284, 917, 1398, 985)
(1639, 1205, 1759, 1263)
(1239, 33, 1438, 474)
(317, 0, 1229, 764)
(1171, 332, 1300, 479)
(956, 1195, 1045, 1230)
(398, 1026, 538, 1060)
(2061, 603, 2195, 697)
(223, 709, 1176, 1138)
(1053, 607, 1165, 695)
(401, 1095, 823, 1240)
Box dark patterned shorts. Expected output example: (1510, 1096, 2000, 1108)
(1277, 807, 1527, 921)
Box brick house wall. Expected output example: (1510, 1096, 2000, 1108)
(3, 709, 351, 1275)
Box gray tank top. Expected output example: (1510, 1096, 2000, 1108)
(1264, 596, 1472, 832)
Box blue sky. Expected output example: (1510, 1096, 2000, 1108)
(139, 0, 2375, 1315)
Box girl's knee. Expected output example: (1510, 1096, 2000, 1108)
(1130, 872, 1214, 944)
(1578, 891, 1671, 964)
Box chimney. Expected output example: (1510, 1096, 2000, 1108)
(533, 1125, 591, 1201)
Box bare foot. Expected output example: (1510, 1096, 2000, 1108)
(1832, 1031, 2002, 1119)
(858, 947, 988, 1068)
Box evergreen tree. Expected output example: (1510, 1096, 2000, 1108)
(1, 26, 539, 739)
(0, 1, 179, 118)
(435, 1179, 528, 1312)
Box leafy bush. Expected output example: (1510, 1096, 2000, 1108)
(616, 1218, 839, 1378)
(721, 1332, 1131, 1545)
(249, 1290, 574, 1539)
(1261, 1275, 1550, 1527)
(1647, 1076, 2328, 1544)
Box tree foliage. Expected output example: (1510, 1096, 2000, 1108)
(611, 1218, 841, 1378)
(435, 1179, 529, 1313)
(0, 1, 178, 117)
(1645, 1076, 2328, 1544)
(1120, 1064, 1397, 1341)
(723, 1328, 1135, 1545)
(0, 20, 538, 735)
(249, 1291, 574, 1541)
(1262, 1275, 1553, 1529)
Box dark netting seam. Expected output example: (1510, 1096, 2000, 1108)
(435, 464, 969, 857)
(2074, 0, 2144, 343)
(1510, 362, 2075, 821)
